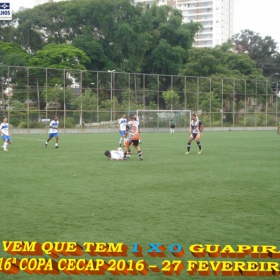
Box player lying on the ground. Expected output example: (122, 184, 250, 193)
(104, 148, 127, 160)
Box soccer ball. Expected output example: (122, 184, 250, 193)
(117, 147, 123, 152)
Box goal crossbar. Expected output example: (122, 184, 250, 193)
(136, 109, 191, 131)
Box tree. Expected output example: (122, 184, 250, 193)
(182, 43, 262, 78)
(231, 29, 278, 74)
(11, 0, 200, 75)
(28, 43, 90, 70)
(14, 1, 74, 52)
(182, 48, 219, 77)
(28, 43, 91, 93)
(41, 86, 74, 111)
(71, 89, 98, 111)
(0, 40, 30, 65)
(162, 90, 180, 110)
(72, 36, 113, 71)
(0, 21, 17, 42)
(141, 5, 201, 74)
(0, 41, 31, 109)
(146, 40, 185, 75)
(179, 43, 268, 122)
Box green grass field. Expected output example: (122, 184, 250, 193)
(0, 131, 280, 279)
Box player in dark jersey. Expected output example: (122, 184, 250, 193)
(169, 117, 176, 133)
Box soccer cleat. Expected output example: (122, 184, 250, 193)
(119, 143, 122, 147)
(1, 145, 4, 150)
(198, 150, 202, 154)
(3, 149, 8, 152)
(139, 157, 143, 160)
(45, 142, 48, 147)
(55, 146, 59, 148)
(185, 152, 190, 154)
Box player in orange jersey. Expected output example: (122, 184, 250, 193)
(124, 115, 143, 160)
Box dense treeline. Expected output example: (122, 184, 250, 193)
(0, 0, 279, 78)
(0, 0, 202, 75)
(0, 0, 280, 125)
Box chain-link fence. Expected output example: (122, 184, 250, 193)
(0, 66, 279, 131)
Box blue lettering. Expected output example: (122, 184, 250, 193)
(0, 11, 10, 15)
(131, 243, 139, 253)
(169, 243, 182, 253)
(147, 243, 163, 253)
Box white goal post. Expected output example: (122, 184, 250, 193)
(136, 109, 191, 132)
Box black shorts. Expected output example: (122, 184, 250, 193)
(132, 140, 139, 146)
(171, 125, 175, 129)
(191, 133, 198, 139)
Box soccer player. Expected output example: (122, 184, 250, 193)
(104, 149, 125, 160)
(185, 114, 202, 155)
(134, 113, 141, 143)
(0, 116, 12, 152)
(45, 115, 59, 148)
(124, 115, 143, 160)
(169, 116, 176, 133)
(118, 113, 127, 147)
(197, 117, 204, 133)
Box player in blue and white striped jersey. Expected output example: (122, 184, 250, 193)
(45, 115, 59, 148)
(0, 116, 12, 152)
(118, 113, 127, 147)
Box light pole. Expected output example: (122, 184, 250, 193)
(80, 82, 94, 127)
(268, 73, 280, 103)
(267, 73, 280, 122)
(277, 82, 279, 124)
(108, 70, 115, 124)
(85, 82, 95, 89)
(268, 73, 279, 79)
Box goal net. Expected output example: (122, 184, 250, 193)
(135, 110, 191, 132)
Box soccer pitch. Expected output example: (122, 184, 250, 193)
(0, 131, 279, 279)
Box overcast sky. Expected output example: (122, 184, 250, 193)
(9, 0, 280, 48)
(234, 0, 280, 47)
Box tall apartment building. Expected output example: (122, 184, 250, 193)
(134, 0, 234, 48)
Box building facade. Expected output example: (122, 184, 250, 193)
(134, 0, 234, 48)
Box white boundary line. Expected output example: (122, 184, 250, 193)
(13, 137, 45, 142)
